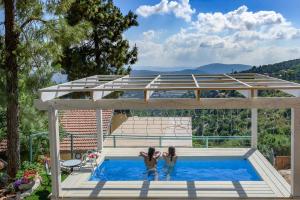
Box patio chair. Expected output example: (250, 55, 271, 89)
(44, 160, 70, 176)
(80, 152, 98, 172)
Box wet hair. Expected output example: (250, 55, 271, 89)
(148, 147, 155, 161)
(168, 146, 175, 161)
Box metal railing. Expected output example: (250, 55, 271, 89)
(103, 135, 251, 148)
(28, 132, 251, 161)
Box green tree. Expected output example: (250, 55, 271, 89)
(61, 0, 138, 80)
(1, 0, 80, 177)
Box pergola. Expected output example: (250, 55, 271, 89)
(35, 73, 300, 199)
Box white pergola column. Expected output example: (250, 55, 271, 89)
(48, 106, 61, 198)
(251, 108, 258, 148)
(291, 108, 300, 197)
(96, 109, 103, 151)
(251, 90, 258, 148)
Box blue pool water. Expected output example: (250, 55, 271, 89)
(89, 157, 262, 181)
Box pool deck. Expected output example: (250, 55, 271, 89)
(59, 148, 292, 199)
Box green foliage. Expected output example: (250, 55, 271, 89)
(0, 108, 6, 141)
(29, 134, 50, 162)
(258, 134, 290, 156)
(61, 0, 138, 80)
(16, 161, 45, 180)
(244, 58, 300, 82)
(0, 0, 89, 158)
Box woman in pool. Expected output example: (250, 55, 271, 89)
(139, 147, 161, 180)
(163, 146, 177, 167)
(163, 146, 177, 180)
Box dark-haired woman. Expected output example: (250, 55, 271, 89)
(139, 147, 161, 180)
(163, 146, 177, 167)
(163, 146, 177, 180)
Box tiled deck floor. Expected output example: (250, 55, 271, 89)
(58, 148, 291, 199)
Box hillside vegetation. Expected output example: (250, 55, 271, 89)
(243, 59, 300, 82)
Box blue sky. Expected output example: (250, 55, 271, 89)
(115, 0, 300, 69)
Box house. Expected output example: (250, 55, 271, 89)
(59, 110, 113, 159)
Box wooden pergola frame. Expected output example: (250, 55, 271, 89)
(35, 73, 300, 199)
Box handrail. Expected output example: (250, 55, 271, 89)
(29, 131, 251, 161)
(103, 135, 250, 139)
(103, 135, 251, 148)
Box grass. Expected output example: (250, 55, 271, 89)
(25, 172, 68, 200)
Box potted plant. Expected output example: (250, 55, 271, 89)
(13, 170, 37, 192)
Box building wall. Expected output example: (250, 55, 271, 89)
(110, 113, 128, 133)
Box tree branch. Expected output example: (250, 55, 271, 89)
(20, 17, 47, 30)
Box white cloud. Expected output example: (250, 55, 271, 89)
(192, 5, 300, 40)
(142, 30, 157, 40)
(136, 0, 195, 22)
(132, 6, 300, 67)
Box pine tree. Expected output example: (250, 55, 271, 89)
(1, 0, 77, 177)
(61, 0, 138, 80)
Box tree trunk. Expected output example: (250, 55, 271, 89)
(93, 29, 104, 74)
(4, 0, 20, 178)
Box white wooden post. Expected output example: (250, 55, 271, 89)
(251, 108, 258, 148)
(48, 106, 61, 198)
(96, 109, 103, 151)
(251, 90, 258, 148)
(291, 108, 300, 197)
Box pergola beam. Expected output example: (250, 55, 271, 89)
(256, 74, 300, 97)
(192, 74, 200, 100)
(144, 75, 160, 101)
(40, 75, 99, 101)
(39, 74, 300, 101)
(35, 97, 300, 110)
(224, 74, 253, 98)
(92, 75, 128, 101)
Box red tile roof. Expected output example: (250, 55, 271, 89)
(0, 110, 113, 153)
(0, 139, 7, 153)
(59, 110, 113, 151)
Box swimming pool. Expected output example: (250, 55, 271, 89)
(90, 157, 262, 181)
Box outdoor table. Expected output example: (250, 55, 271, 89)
(62, 159, 82, 172)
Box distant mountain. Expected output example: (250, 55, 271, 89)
(131, 63, 251, 76)
(197, 63, 251, 74)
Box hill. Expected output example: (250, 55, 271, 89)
(242, 59, 300, 81)
(197, 63, 251, 74)
(131, 63, 251, 76)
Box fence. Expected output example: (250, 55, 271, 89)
(103, 135, 251, 148)
(29, 132, 251, 161)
